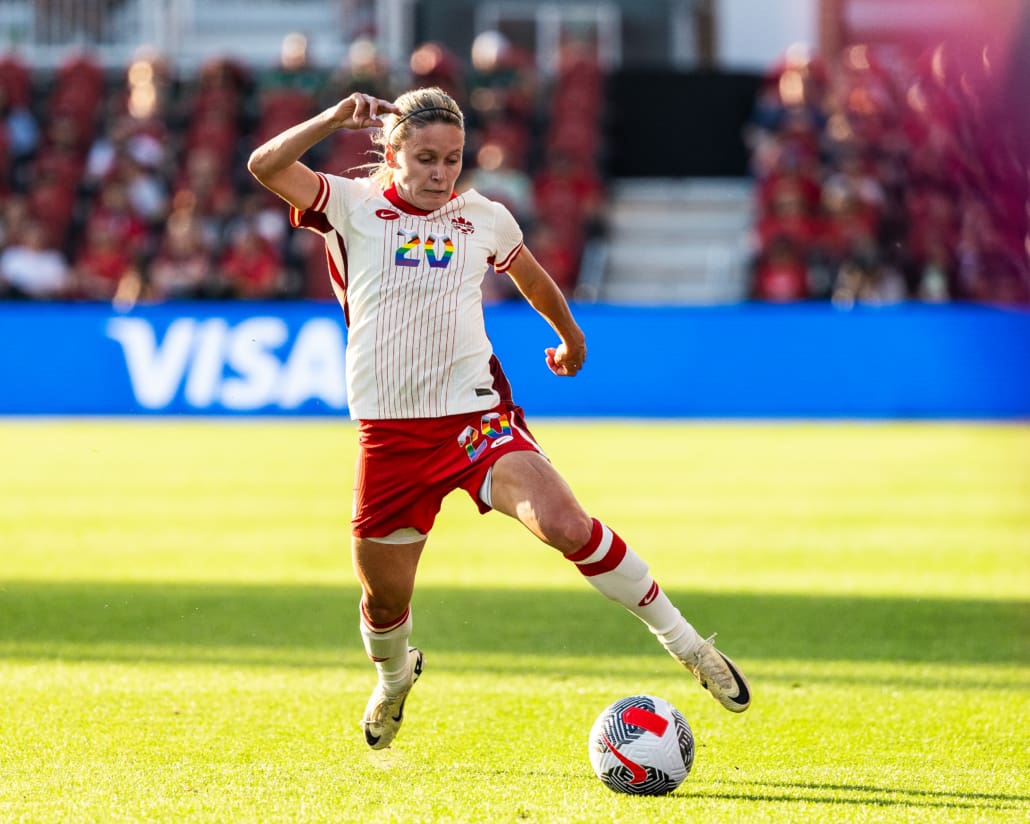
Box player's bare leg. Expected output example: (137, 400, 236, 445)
(353, 535, 427, 747)
(488, 451, 750, 712)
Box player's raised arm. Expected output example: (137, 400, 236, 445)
(247, 92, 400, 211)
(506, 245, 587, 376)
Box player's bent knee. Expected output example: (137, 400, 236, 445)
(361, 595, 410, 628)
(542, 510, 593, 554)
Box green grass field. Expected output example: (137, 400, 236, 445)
(1, 420, 1027, 823)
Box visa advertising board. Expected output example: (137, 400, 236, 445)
(1, 301, 1027, 418)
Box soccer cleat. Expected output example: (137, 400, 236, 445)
(680, 634, 751, 713)
(362, 646, 424, 749)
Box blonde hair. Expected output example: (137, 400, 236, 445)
(366, 87, 464, 186)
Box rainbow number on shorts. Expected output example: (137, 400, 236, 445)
(458, 412, 512, 462)
(481, 412, 510, 438)
(395, 230, 454, 269)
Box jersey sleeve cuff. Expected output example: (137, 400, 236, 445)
(493, 241, 524, 273)
(289, 172, 331, 230)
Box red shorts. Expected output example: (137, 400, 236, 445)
(352, 402, 543, 538)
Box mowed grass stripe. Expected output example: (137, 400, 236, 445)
(0, 420, 1027, 822)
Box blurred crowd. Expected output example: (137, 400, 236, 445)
(0, 31, 606, 304)
(3, 32, 1026, 309)
(747, 42, 1029, 306)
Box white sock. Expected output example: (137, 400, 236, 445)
(359, 604, 413, 694)
(565, 519, 703, 660)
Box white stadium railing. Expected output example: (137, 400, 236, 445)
(0, 0, 352, 70)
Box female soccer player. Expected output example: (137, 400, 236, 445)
(248, 87, 750, 749)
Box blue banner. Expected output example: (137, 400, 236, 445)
(1, 301, 1027, 418)
(1, 302, 346, 415)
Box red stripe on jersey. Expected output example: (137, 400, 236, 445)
(576, 531, 628, 577)
(312, 172, 330, 212)
(329, 231, 350, 325)
(326, 231, 347, 288)
(494, 241, 524, 273)
(564, 518, 605, 563)
(326, 247, 345, 290)
(291, 175, 331, 228)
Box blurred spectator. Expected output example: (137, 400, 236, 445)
(0, 80, 39, 165)
(534, 150, 605, 239)
(190, 57, 249, 123)
(0, 54, 31, 111)
(822, 188, 880, 273)
(115, 149, 169, 225)
(172, 147, 238, 245)
(467, 30, 537, 125)
(755, 180, 823, 255)
(84, 114, 136, 186)
(409, 42, 466, 107)
(0, 220, 71, 298)
(832, 258, 906, 309)
(262, 32, 326, 100)
(916, 243, 952, 303)
(147, 207, 214, 300)
(226, 191, 290, 252)
(84, 177, 151, 259)
(822, 149, 885, 219)
(27, 180, 77, 253)
(324, 37, 394, 105)
(462, 141, 534, 225)
(0, 194, 31, 248)
(752, 237, 809, 302)
(465, 31, 536, 171)
(72, 219, 139, 301)
(217, 221, 286, 299)
(525, 223, 579, 296)
(256, 32, 324, 145)
(83, 57, 173, 192)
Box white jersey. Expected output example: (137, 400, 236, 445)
(292, 173, 524, 420)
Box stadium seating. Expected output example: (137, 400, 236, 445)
(5, 37, 1021, 307)
(0, 40, 608, 302)
(747, 44, 1029, 305)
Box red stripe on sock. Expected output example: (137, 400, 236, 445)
(564, 518, 604, 563)
(576, 532, 627, 577)
(361, 604, 410, 633)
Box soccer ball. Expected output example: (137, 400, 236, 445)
(588, 695, 695, 795)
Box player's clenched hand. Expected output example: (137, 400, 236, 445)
(328, 93, 400, 131)
(546, 344, 586, 377)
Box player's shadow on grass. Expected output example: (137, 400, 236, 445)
(0, 581, 1026, 671)
(691, 780, 1030, 811)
